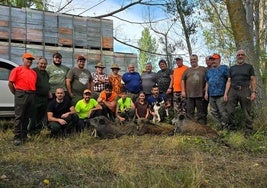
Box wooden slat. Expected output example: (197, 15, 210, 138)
(102, 36, 113, 49)
(0, 21, 8, 27)
(27, 29, 43, 42)
(11, 28, 26, 41)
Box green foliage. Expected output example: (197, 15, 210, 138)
(137, 27, 158, 72)
(0, 0, 48, 10)
(200, 1, 236, 64)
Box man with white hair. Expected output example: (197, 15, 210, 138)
(224, 49, 256, 137)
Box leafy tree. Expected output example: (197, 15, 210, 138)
(200, 1, 236, 64)
(165, 0, 199, 56)
(0, 0, 48, 10)
(137, 27, 158, 72)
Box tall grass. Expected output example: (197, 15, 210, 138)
(0, 119, 267, 187)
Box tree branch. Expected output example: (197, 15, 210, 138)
(113, 36, 166, 56)
(92, 0, 143, 18)
(112, 15, 170, 25)
(56, 0, 73, 13)
(208, 0, 232, 34)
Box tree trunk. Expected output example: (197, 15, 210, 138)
(175, 0, 192, 56)
(225, 0, 266, 122)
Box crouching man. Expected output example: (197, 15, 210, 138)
(75, 89, 102, 132)
(147, 84, 171, 123)
(47, 87, 78, 137)
(116, 89, 135, 124)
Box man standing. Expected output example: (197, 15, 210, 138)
(122, 64, 142, 102)
(109, 63, 123, 95)
(224, 49, 256, 137)
(156, 59, 173, 95)
(172, 56, 188, 114)
(91, 62, 109, 99)
(205, 55, 213, 69)
(66, 55, 93, 104)
(47, 88, 78, 137)
(141, 63, 157, 97)
(28, 57, 50, 136)
(181, 54, 207, 125)
(8, 53, 37, 145)
(46, 52, 70, 99)
(205, 53, 229, 130)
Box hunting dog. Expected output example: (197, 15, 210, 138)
(152, 101, 169, 123)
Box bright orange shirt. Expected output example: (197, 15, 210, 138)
(109, 74, 122, 94)
(9, 66, 37, 91)
(173, 65, 188, 92)
(99, 90, 117, 102)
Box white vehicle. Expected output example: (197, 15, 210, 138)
(0, 58, 18, 117)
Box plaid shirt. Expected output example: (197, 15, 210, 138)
(91, 72, 109, 92)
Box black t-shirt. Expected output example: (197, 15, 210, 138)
(47, 98, 73, 118)
(229, 63, 255, 86)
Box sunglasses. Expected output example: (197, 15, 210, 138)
(237, 54, 245, 56)
(83, 92, 91, 95)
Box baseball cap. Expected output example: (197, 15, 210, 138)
(175, 56, 183, 60)
(22, 53, 35, 60)
(78, 55, 86, 61)
(212, 53, 220, 59)
(83, 89, 92, 94)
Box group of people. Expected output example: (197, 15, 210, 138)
(8, 49, 256, 146)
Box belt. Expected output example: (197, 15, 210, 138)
(232, 85, 250, 90)
(16, 90, 35, 94)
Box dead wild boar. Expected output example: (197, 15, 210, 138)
(172, 116, 219, 138)
(136, 118, 174, 136)
(87, 116, 137, 139)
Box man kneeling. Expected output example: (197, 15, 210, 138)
(75, 89, 102, 132)
(47, 88, 78, 137)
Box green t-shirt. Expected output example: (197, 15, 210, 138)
(46, 63, 70, 93)
(75, 98, 98, 119)
(117, 97, 132, 112)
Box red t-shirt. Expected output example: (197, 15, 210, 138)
(9, 66, 37, 91)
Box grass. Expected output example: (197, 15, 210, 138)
(0, 118, 267, 188)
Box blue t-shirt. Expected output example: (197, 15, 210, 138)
(147, 94, 167, 108)
(122, 72, 142, 94)
(206, 65, 229, 96)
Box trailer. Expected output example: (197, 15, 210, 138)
(0, 5, 137, 75)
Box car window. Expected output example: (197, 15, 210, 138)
(0, 67, 10, 80)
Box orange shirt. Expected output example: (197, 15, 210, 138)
(109, 74, 122, 94)
(99, 91, 117, 102)
(9, 66, 37, 91)
(173, 65, 188, 92)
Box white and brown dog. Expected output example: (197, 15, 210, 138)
(152, 101, 169, 123)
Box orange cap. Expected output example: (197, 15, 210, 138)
(22, 53, 35, 60)
(212, 53, 220, 59)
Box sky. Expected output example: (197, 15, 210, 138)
(47, 0, 208, 66)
